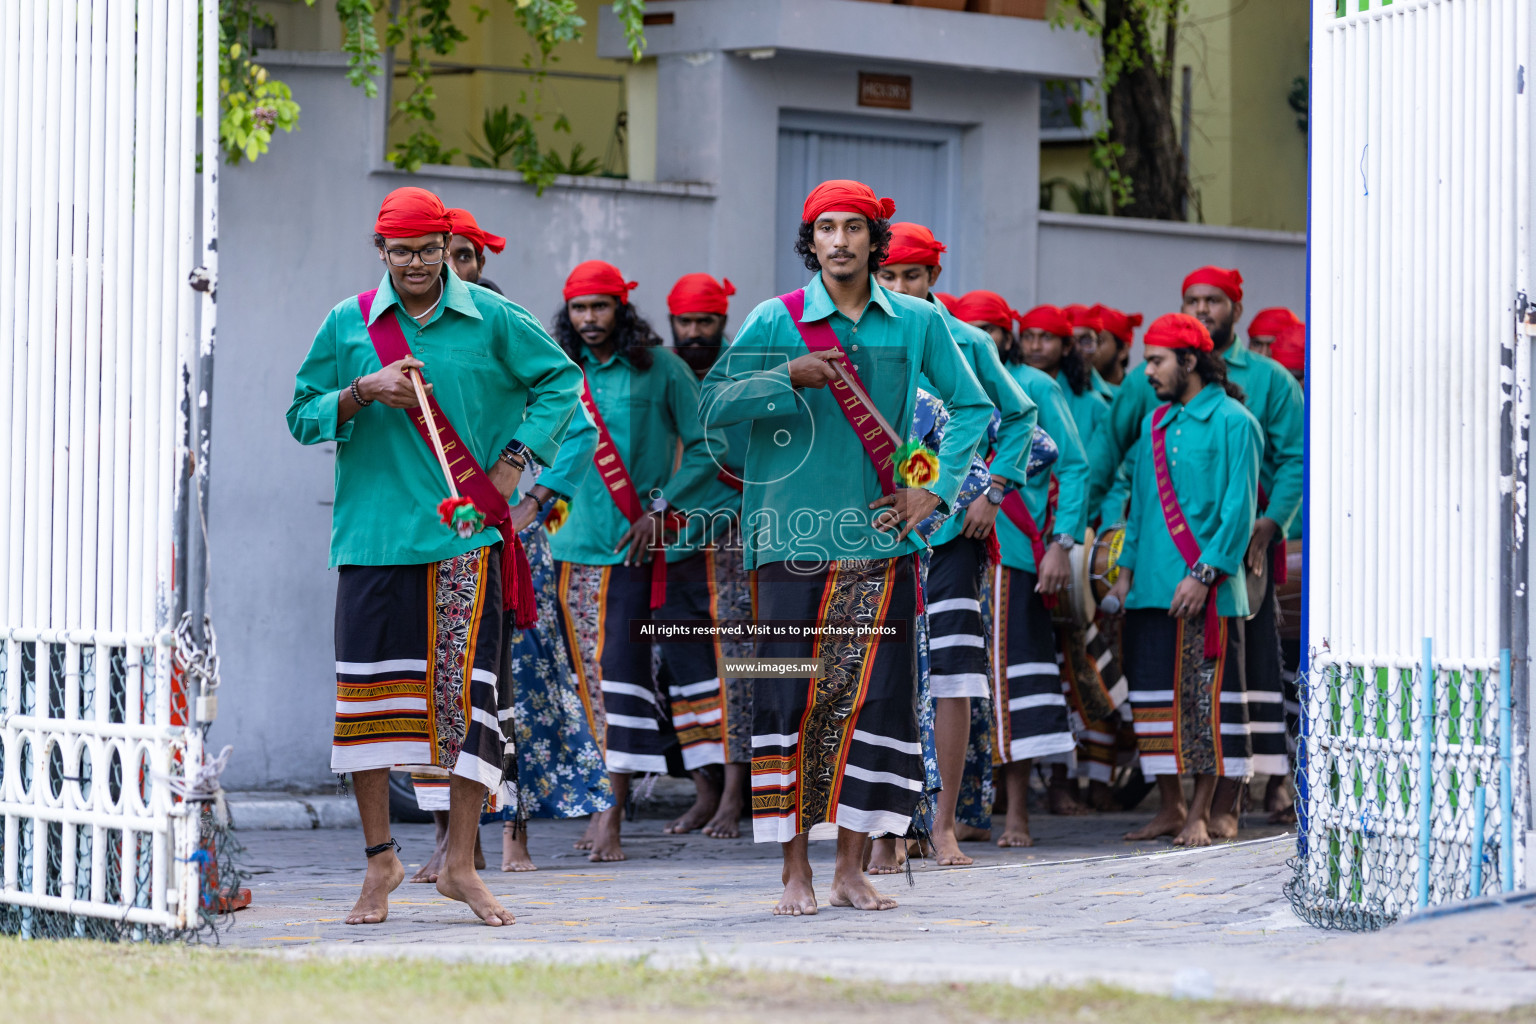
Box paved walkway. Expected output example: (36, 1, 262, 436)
(221, 787, 1536, 1012)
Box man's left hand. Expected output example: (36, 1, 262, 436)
(1246, 517, 1279, 575)
(1036, 544, 1071, 594)
(508, 495, 540, 533)
(488, 459, 522, 501)
(615, 510, 664, 566)
(1169, 577, 1211, 619)
(869, 488, 943, 543)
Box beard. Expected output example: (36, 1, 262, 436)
(675, 333, 724, 377)
(1152, 363, 1190, 401)
(1206, 319, 1234, 350)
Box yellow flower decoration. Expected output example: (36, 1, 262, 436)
(543, 498, 570, 535)
(893, 441, 940, 489)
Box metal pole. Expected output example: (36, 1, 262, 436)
(188, 0, 219, 684)
(1501, 647, 1514, 891)
(1472, 784, 1486, 896)
(1417, 636, 1434, 909)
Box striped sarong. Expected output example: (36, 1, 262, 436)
(331, 546, 508, 794)
(1244, 547, 1290, 776)
(656, 551, 727, 769)
(1123, 608, 1252, 777)
(712, 538, 756, 764)
(990, 565, 1076, 764)
(1056, 621, 1129, 783)
(750, 557, 923, 843)
(926, 536, 992, 699)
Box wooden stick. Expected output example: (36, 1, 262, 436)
(829, 359, 902, 447)
(408, 368, 459, 499)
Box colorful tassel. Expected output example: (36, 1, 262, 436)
(437, 496, 485, 539)
(892, 440, 940, 489)
(542, 497, 570, 535)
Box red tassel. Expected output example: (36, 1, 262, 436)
(501, 530, 539, 629)
(1203, 592, 1223, 660)
(913, 553, 924, 615)
(1271, 541, 1288, 587)
(984, 530, 1001, 567)
(649, 552, 667, 610)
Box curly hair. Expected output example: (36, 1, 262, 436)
(1186, 348, 1246, 403)
(1059, 341, 1093, 397)
(553, 300, 660, 371)
(794, 218, 893, 274)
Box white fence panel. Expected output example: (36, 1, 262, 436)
(1297, 0, 1530, 928)
(0, 0, 219, 937)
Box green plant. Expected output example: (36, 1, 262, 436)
(214, 1, 310, 163)
(1289, 75, 1308, 133)
(1040, 172, 1112, 216)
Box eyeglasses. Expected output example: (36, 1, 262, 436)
(385, 245, 446, 267)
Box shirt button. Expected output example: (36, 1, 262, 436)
(852, 327, 859, 333)
(851, 344, 859, 351)
(767, 402, 776, 411)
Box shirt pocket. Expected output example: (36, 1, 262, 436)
(1170, 435, 1222, 519)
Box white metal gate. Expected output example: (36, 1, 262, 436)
(1298, 0, 1531, 927)
(0, 0, 220, 936)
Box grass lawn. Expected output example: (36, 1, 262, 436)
(2, 937, 1530, 1024)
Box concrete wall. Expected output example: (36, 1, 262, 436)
(208, 57, 715, 790)
(1037, 210, 1307, 358)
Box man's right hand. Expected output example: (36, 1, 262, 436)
(359, 356, 431, 408)
(787, 349, 842, 389)
(961, 496, 1000, 538)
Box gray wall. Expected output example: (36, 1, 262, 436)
(1037, 211, 1307, 360)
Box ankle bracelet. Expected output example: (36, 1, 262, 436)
(364, 837, 401, 858)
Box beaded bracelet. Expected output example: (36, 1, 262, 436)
(349, 376, 373, 407)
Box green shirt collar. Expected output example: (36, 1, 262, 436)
(581, 343, 634, 370)
(366, 269, 483, 326)
(800, 272, 898, 323)
(1221, 340, 1249, 369)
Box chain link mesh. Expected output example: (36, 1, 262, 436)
(1285, 653, 1524, 930)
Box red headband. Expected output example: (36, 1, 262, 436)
(885, 222, 946, 267)
(934, 292, 962, 316)
(1018, 304, 1074, 339)
(375, 186, 452, 239)
(446, 208, 506, 256)
(667, 273, 736, 316)
(1092, 305, 1142, 346)
(1247, 306, 1302, 339)
(1270, 323, 1306, 373)
(802, 179, 896, 224)
(954, 290, 1019, 332)
(1182, 266, 1244, 303)
(1063, 303, 1104, 332)
(564, 260, 637, 304)
(1143, 313, 1213, 352)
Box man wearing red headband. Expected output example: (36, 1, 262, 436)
(445, 207, 507, 294)
(1016, 304, 1128, 813)
(701, 180, 991, 915)
(545, 260, 726, 864)
(1102, 314, 1263, 847)
(1089, 265, 1305, 830)
(1246, 307, 1302, 361)
(654, 272, 755, 841)
(875, 223, 1040, 866)
(1090, 305, 1142, 394)
(287, 186, 583, 927)
(955, 290, 1020, 361)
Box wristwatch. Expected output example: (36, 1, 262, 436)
(649, 496, 670, 515)
(1053, 533, 1075, 551)
(1188, 562, 1219, 586)
(985, 486, 1006, 506)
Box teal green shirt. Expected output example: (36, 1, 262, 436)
(1088, 344, 1304, 534)
(1061, 378, 1109, 454)
(546, 344, 721, 566)
(701, 274, 992, 569)
(287, 272, 582, 568)
(531, 400, 596, 502)
(996, 365, 1089, 573)
(926, 299, 1039, 550)
(1091, 367, 1118, 400)
(1119, 384, 1264, 617)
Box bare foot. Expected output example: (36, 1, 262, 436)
(436, 864, 514, 926)
(774, 873, 818, 916)
(474, 831, 486, 871)
(1124, 803, 1188, 841)
(665, 772, 721, 834)
(411, 835, 447, 884)
(997, 809, 1034, 848)
(588, 807, 627, 862)
(1173, 817, 1213, 847)
(1265, 775, 1296, 823)
(830, 870, 899, 911)
(1208, 809, 1239, 840)
(866, 836, 906, 874)
(1048, 780, 1093, 816)
(1086, 780, 1118, 812)
(702, 793, 744, 838)
(501, 824, 537, 872)
(346, 851, 405, 925)
(954, 822, 993, 843)
(574, 815, 597, 851)
(931, 828, 974, 867)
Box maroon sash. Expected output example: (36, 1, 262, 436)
(778, 289, 898, 496)
(579, 376, 669, 609)
(998, 475, 1059, 610)
(357, 290, 537, 628)
(1151, 403, 1223, 658)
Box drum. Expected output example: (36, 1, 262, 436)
(1088, 524, 1125, 603)
(1050, 527, 1098, 629)
(1277, 537, 1303, 642)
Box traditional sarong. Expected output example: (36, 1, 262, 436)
(713, 537, 756, 764)
(1123, 608, 1252, 777)
(926, 536, 992, 699)
(956, 696, 996, 829)
(656, 551, 727, 769)
(990, 566, 1076, 764)
(495, 525, 612, 820)
(907, 549, 946, 837)
(332, 546, 508, 795)
(751, 557, 923, 843)
(1244, 538, 1289, 776)
(1056, 621, 1129, 784)
(555, 560, 666, 774)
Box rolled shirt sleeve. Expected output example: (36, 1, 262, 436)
(502, 305, 583, 469)
(532, 399, 597, 501)
(1199, 408, 1264, 579)
(287, 309, 358, 447)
